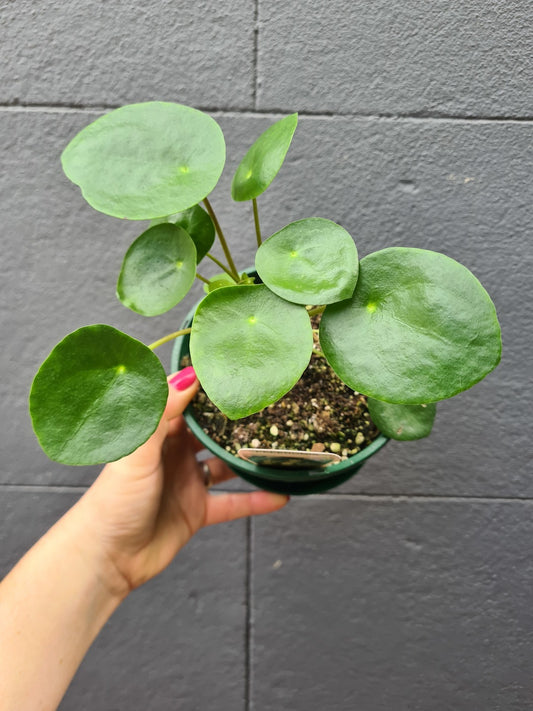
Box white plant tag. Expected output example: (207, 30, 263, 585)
(237, 448, 341, 469)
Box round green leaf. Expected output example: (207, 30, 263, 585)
(151, 204, 215, 263)
(255, 218, 358, 305)
(117, 223, 197, 316)
(231, 114, 298, 201)
(320, 248, 501, 403)
(368, 399, 437, 440)
(190, 284, 313, 419)
(29, 325, 168, 465)
(62, 102, 226, 220)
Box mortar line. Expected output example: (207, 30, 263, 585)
(1, 483, 533, 503)
(0, 103, 532, 124)
(311, 493, 533, 503)
(244, 516, 252, 711)
(0, 484, 247, 494)
(0, 484, 90, 494)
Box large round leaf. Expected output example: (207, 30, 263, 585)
(255, 218, 358, 305)
(368, 399, 437, 440)
(117, 223, 197, 316)
(151, 204, 215, 263)
(231, 114, 298, 201)
(29, 325, 168, 465)
(62, 102, 226, 220)
(320, 248, 501, 403)
(190, 285, 313, 418)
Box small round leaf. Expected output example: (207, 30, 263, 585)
(255, 218, 358, 304)
(231, 114, 298, 201)
(62, 102, 226, 220)
(117, 223, 197, 316)
(320, 248, 501, 403)
(368, 399, 437, 440)
(151, 204, 215, 263)
(204, 272, 236, 293)
(29, 325, 168, 465)
(203, 271, 257, 293)
(190, 285, 313, 418)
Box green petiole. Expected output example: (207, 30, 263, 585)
(148, 328, 192, 350)
(252, 197, 262, 247)
(203, 197, 240, 282)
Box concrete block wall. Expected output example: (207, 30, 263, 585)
(1, 1, 531, 708)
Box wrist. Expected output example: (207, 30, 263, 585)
(62, 496, 132, 604)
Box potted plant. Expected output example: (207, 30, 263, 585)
(29, 102, 502, 495)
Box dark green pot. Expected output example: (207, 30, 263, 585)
(171, 296, 388, 496)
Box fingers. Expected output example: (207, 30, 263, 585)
(186, 428, 209, 454)
(204, 491, 289, 527)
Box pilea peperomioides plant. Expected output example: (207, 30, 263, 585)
(29, 101, 501, 467)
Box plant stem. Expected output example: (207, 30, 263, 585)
(206, 252, 239, 282)
(312, 348, 325, 358)
(196, 272, 210, 284)
(252, 198, 262, 247)
(307, 305, 326, 318)
(148, 328, 192, 351)
(203, 197, 240, 281)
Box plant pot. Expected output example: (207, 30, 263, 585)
(171, 290, 389, 496)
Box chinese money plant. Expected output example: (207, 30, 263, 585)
(29, 102, 501, 465)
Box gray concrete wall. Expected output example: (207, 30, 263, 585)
(1, 1, 532, 708)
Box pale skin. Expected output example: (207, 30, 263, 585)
(0, 372, 288, 711)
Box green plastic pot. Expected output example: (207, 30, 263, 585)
(171, 284, 388, 496)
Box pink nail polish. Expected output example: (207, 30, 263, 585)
(169, 366, 197, 391)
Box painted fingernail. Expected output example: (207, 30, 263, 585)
(169, 366, 197, 391)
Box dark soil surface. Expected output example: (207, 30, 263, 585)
(181, 328, 381, 460)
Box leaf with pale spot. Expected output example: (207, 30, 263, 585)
(231, 114, 298, 201)
(62, 102, 226, 220)
(190, 284, 313, 418)
(256, 218, 358, 304)
(117, 223, 197, 316)
(320, 248, 501, 403)
(29, 325, 168, 465)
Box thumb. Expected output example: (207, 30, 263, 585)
(165, 366, 199, 420)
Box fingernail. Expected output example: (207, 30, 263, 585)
(169, 366, 197, 391)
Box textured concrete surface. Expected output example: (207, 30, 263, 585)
(257, 0, 533, 117)
(1, 0, 532, 708)
(0, 0, 255, 109)
(252, 498, 533, 710)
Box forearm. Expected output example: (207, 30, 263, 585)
(0, 497, 126, 711)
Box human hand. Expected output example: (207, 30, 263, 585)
(77, 367, 288, 597)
